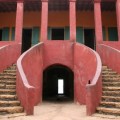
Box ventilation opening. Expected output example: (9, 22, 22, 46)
(43, 65, 74, 102)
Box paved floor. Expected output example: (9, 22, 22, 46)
(0, 101, 120, 120)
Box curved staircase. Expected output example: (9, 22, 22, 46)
(0, 64, 24, 115)
(97, 66, 120, 116)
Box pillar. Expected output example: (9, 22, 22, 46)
(40, 0, 48, 42)
(15, 1, 24, 43)
(69, 0, 76, 42)
(94, 0, 103, 42)
(116, 0, 120, 41)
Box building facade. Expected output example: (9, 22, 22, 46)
(0, 0, 120, 116)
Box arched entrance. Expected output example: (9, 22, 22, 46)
(43, 64, 74, 101)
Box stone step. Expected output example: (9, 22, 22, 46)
(0, 73, 16, 78)
(100, 101, 120, 108)
(103, 78, 120, 82)
(7, 66, 16, 70)
(102, 96, 120, 102)
(102, 72, 117, 75)
(97, 107, 120, 116)
(103, 82, 120, 87)
(0, 80, 16, 85)
(0, 95, 17, 101)
(0, 106, 23, 115)
(102, 71, 117, 74)
(103, 91, 120, 96)
(6, 85, 16, 89)
(0, 100, 20, 107)
(0, 89, 16, 95)
(3, 70, 16, 73)
(0, 84, 5, 89)
(103, 87, 120, 91)
(0, 84, 16, 89)
(102, 66, 108, 69)
(102, 75, 120, 78)
(0, 73, 16, 76)
(0, 76, 16, 80)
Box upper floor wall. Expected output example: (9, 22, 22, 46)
(0, 11, 117, 41)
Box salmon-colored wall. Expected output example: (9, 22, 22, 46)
(0, 11, 117, 41)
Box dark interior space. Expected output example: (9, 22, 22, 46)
(43, 65, 74, 102)
(84, 29, 95, 50)
(0, 30, 2, 41)
(22, 29, 32, 53)
(52, 28, 64, 40)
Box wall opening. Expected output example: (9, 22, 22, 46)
(0, 29, 2, 41)
(52, 28, 64, 40)
(22, 29, 32, 53)
(58, 79, 64, 94)
(84, 29, 95, 50)
(43, 65, 74, 102)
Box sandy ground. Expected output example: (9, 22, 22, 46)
(0, 102, 120, 120)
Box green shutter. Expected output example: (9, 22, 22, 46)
(11, 27, 15, 41)
(102, 27, 106, 41)
(32, 27, 40, 46)
(108, 27, 118, 41)
(48, 27, 51, 40)
(2, 27, 9, 41)
(64, 27, 70, 40)
(76, 27, 84, 44)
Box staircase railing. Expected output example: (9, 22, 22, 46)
(0, 42, 21, 73)
(97, 43, 120, 74)
(17, 42, 43, 115)
(74, 43, 102, 115)
(86, 49, 102, 115)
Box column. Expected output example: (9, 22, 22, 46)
(69, 0, 76, 42)
(40, 0, 48, 42)
(94, 0, 103, 42)
(15, 1, 24, 43)
(116, 0, 120, 41)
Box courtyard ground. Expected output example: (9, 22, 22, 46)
(0, 102, 120, 120)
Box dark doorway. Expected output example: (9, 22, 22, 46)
(52, 28, 64, 40)
(43, 65, 74, 102)
(84, 29, 95, 50)
(0, 30, 2, 41)
(22, 29, 32, 53)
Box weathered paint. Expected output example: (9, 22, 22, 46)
(0, 11, 117, 41)
(43, 41, 74, 70)
(16, 41, 101, 115)
(15, 1, 24, 43)
(40, 0, 48, 42)
(69, 0, 76, 42)
(17, 43, 43, 115)
(74, 43, 102, 108)
(116, 0, 120, 41)
(97, 43, 120, 74)
(94, 0, 103, 42)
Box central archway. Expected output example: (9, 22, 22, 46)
(43, 64, 74, 102)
